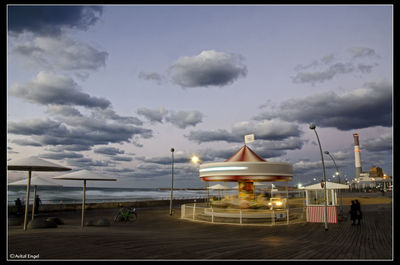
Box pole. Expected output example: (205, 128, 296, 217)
(310, 125, 328, 231)
(32, 185, 37, 221)
(23, 170, 32, 231)
(325, 151, 343, 217)
(169, 148, 174, 216)
(81, 180, 86, 229)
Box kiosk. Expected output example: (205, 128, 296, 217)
(301, 181, 349, 223)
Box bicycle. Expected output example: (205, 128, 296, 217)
(113, 207, 137, 222)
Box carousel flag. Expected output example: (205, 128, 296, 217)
(244, 134, 255, 144)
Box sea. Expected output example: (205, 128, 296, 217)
(7, 186, 216, 205)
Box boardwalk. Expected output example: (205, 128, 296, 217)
(7, 203, 392, 260)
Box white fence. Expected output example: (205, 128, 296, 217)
(181, 203, 306, 226)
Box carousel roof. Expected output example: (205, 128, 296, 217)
(225, 145, 266, 162)
(199, 145, 292, 182)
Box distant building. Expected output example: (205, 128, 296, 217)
(369, 166, 383, 178)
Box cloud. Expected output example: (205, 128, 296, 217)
(165, 110, 203, 129)
(8, 114, 153, 151)
(255, 80, 392, 130)
(11, 36, 108, 72)
(186, 129, 240, 144)
(9, 71, 111, 109)
(137, 107, 203, 129)
(138, 72, 166, 84)
(10, 138, 42, 146)
(186, 119, 301, 144)
(292, 48, 379, 84)
(168, 50, 247, 88)
(93, 146, 125, 156)
(137, 107, 168, 123)
(292, 62, 354, 84)
(8, 6, 103, 36)
(39, 151, 84, 160)
(348, 46, 378, 59)
(362, 133, 392, 152)
(111, 156, 133, 162)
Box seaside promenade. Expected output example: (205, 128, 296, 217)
(7, 195, 392, 260)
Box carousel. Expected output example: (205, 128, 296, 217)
(181, 144, 299, 225)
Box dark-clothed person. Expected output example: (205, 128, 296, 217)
(350, 200, 357, 225)
(355, 200, 362, 225)
(15, 198, 23, 215)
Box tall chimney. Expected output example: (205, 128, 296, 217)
(353, 133, 362, 178)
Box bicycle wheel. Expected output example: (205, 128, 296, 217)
(127, 213, 137, 222)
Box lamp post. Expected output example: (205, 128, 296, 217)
(169, 148, 175, 216)
(324, 151, 343, 216)
(191, 155, 207, 203)
(324, 151, 340, 183)
(310, 124, 328, 231)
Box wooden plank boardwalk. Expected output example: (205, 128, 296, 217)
(8, 203, 392, 260)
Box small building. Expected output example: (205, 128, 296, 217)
(301, 181, 349, 223)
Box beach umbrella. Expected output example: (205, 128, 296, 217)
(207, 184, 228, 198)
(7, 156, 71, 231)
(9, 176, 63, 221)
(53, 170, 116, 229)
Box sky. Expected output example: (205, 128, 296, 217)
(7, 5, 393, 188)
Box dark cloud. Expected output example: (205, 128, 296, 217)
(8, 6, 103, 36)
(39, 151, 84, 160)
(137, 107, 203, 129)
(137, 107, 168, 123)
(112, 156, 133, 162)
(168, 50, 247, 88)
(255, 80, 392, 130)
(66, 157, 112, 168)
(165, 110, 203, 129)
(93, 146, 125, 156)
(362, 133, 392, 152)
(9, 72, 111, 109)
(8, 115, 153, 151)
(11, 36, 108, 72)
(186, 129, 241, 144)
(186, 119, 301, 144)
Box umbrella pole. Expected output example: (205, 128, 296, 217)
(32, 185, 37, 221)
(23, 170, 32, 231)
(81, 180, 86, 229)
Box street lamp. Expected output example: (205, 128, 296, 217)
(324, 151, 340, 183)
(169, 148, 175, 216)
(309, 124, 328, 231)
(191, 155, 208, 204)
(324, 150, 344, 217)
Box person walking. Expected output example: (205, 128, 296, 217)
(34, 195, 42, 214)
(355, 200, 362, 225)
(15, 198, 23, 215)
(349, 200, 357, 225)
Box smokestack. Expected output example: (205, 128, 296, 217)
(353, 133, 362, 178)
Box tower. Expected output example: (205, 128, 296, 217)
(353, 133, 362, 178)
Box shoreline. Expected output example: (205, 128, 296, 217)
(8, 191, 392, 215)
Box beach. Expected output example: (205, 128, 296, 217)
(7, 193, 392, 260)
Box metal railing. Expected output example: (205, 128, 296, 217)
(181, 203, 306, 226)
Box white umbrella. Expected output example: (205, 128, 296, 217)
(53, 170, 116, 229)
(8, 156, 71, 231)
(207, 184, 228, 190)
(207, 184, 228, 199)
(9, 176, 63, 221)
